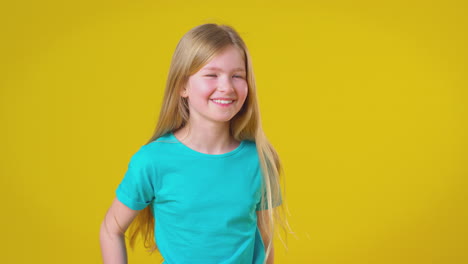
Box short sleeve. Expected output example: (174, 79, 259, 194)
(255, 167, 283, 211)
(116, 146, 156, 210)
(256, 189, 282, 211)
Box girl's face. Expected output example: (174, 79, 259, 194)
(181, 45, 248, 125)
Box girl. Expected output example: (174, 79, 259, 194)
(100, 23, 289, 264)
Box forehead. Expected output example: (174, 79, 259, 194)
(200, 46, 246, 72)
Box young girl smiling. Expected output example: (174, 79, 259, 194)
(100, 23, 287, 264)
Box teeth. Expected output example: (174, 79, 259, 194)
(212, 99, 233, 104)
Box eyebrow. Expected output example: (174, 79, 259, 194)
(202, 66, 246, 72)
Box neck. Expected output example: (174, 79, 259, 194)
(173, 119, 239, 155)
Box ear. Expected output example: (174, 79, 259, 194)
(180, 82, 189, 98)
(180, 89, 188, 98)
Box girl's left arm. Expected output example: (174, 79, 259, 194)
(257, 209, 275, 264)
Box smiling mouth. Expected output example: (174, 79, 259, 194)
(211, 99, 235, 105)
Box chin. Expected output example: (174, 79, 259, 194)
(211, 115, 237, 123)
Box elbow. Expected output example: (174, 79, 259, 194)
(100, 220, 110, 241)
(100, 219, 123, 242)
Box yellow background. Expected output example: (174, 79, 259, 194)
(1, 0, 467, 263)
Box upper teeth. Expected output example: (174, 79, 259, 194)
(212, 99, 233, 104)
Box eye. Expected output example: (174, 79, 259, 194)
(233, 75, 244, 79)
(205, 74, 217, 77)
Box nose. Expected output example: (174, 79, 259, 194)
(217, 76, 235, 93)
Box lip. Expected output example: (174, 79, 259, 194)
(210, 98, 236, 100)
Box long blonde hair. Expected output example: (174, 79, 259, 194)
(126, 23, 292, 262)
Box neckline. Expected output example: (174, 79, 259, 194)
(168, 131, 246, 158)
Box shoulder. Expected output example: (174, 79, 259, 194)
(242, 139, 259, 156)
(241, 139, 257, 150)
(126, 144, 155, 170)
(235, 139, 260, 166)
(129, 132, 178, 163)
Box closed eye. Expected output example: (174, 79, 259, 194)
(233, 75, 244, 79)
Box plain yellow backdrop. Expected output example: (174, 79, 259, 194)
(1, 0, 467, 263)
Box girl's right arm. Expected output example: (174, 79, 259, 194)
(99, 197, 141, 264)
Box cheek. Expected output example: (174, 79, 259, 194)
(189, 80, 215, 98)
(238, 84, 249, 102)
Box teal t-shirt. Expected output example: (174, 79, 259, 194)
(116, 132, 282, 264)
